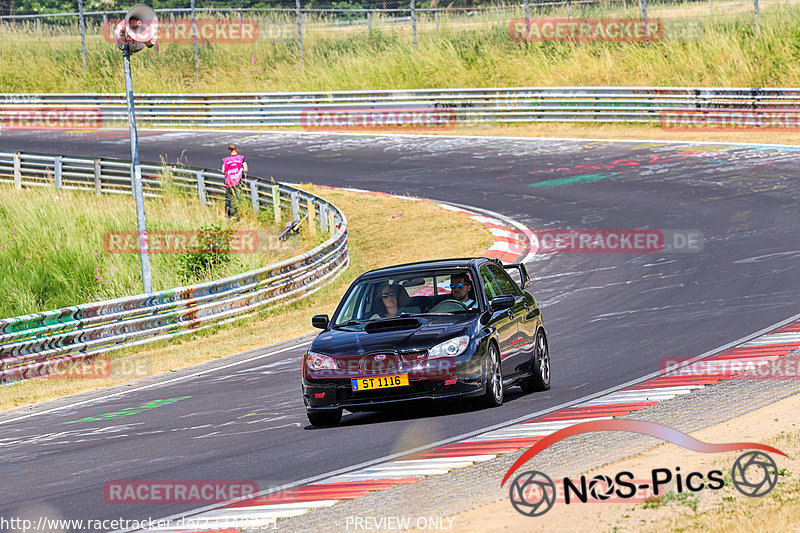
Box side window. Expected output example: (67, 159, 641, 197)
(480, 266, 501, 301)
(488, 263, 522, 296)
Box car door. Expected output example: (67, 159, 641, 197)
(486, 263, 530, 377)
(479, 264, 521, 378)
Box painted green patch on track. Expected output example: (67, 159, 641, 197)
(63, 395, 192, 424)
(529, 172, 621, 189)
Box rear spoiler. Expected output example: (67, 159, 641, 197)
(503, 262, 532, 290)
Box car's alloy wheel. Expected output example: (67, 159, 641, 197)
(307, 409, 342, 427)
(476, 343, 503, 408)
(520, 330, 550, 393)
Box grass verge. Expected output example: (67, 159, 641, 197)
(0, 184, 316, 318)
(2, 5, 800, 92)
(0, 186, 493, 411)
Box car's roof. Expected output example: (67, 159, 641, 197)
(360, 258, 489, 278)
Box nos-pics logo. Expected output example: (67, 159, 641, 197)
(501, 420, 785, 517)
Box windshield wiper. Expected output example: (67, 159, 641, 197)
(334, 319, 368, 328)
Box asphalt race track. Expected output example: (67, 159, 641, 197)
(1, 130, 799, 530)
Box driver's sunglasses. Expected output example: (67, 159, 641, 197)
(449, 283, 468, 289)
(381, 292, 398, 299)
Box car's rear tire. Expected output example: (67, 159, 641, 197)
(307, 409, 342, 427)
(520, 330, 550, 393)
(475, 343, 503, 409)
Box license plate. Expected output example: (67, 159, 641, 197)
(351, 374, 409, 391)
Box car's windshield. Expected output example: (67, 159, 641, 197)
(332, 269, 480, 326)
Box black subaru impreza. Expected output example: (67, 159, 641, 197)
(301, 257, 549, 427)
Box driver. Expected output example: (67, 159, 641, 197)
(449, 273, 476, 309)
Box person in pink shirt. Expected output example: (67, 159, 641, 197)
(221, 143, 249, 218)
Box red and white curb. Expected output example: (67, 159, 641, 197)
(144, 320, 800, 531)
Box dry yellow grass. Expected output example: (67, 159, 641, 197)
(0, 186, 493, 411)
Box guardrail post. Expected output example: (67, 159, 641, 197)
(94, 159, 102, 195)
(13, 153, 21, 189)
(250, 180, 260, 215)
(196, 170, 207, 205)
(54, 156, 62, 190)
(272, 185, 281, 222)
(328, 210, 336, 235)
(319, 203, 328, 232)
(307, 197, 315, 232)
(291, 191, 299, 222)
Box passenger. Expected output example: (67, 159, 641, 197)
(371, 282, 418, 318)
(449, 273, 477, 309)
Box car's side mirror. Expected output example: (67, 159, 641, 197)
(490, 295, 515, 312)
(312, 314, 329, 329)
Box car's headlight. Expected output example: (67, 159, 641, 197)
(428, 336, 470, 357)
(306, 351, 337, 371)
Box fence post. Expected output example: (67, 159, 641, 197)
(191, 0, 200, 74)
(567, 0, 571, 19)
(103, 12, 107, 26)
(524, 0, 530, 33)
(319, 203, 328, 232)
(54, 156, 62, 190)
(94, 159, 102, 195)
(296, 0, 304, 70)
(196, 169, 207, 205)
(272, 184, 281, 222)
(306, 197, 315, 232)
(496, 6, 500, 28)
(36, 18, 41, 34)
(640, 0, 648, 22)
(290, 190, 299, 222)
(78, 0, 86, 71)
(754, 0, 760, 33)
(436, 10, 440, 34)
(367, 11, 372, 33)
(411, 0, 417, 45)
(13, 153, 21, 189)
(250, 180, 260, 214)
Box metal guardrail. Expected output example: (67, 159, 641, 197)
(0, 151, 349, 381)
(3, 87, 799, 127)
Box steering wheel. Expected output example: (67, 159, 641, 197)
(429, 299, 468, 313)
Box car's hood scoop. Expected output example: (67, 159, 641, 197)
(363, 318, 422, 334)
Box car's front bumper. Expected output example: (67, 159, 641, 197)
(302, 373, 486, 412)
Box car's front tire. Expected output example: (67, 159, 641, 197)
(475, 342, 503, 409)
(307, 409, 342, 427)
(520, 330, 550, 393)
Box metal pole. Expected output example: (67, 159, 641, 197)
(367, 11, 372, 33)
(754, 0, 760, 33)
(191, 0, 200, 73)
(524, 0, 530, 33)
(411, 0, 417, 45)
(435, 10, 440, 34)
(640, 0, 648, 22)
(122, 44, 153, 295)
(78, 0, 86, 71)
(567, 0, 571, 19)
(296, 0, 303, 69)
(709, 0, 712, 17)
(496, 6, 500, 28)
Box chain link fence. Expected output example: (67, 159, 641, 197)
(0, 0, 795, 70)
